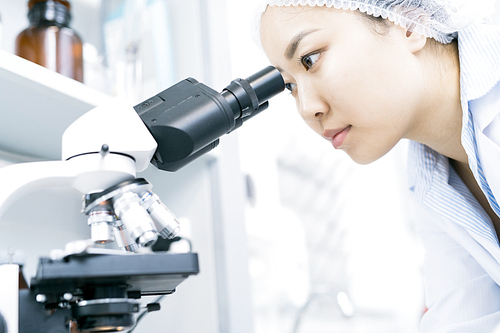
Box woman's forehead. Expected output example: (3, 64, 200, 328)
(260, 7, 327, 72)
(262, 5, 327, 27)
(261, 6, 322, 44)
(261, 5, 359, 38)
(260, 6, 356, 53)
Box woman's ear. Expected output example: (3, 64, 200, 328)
(391, 22, 428, 54)
(405, 30, 427, 54)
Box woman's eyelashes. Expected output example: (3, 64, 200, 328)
(285, 82, 297, 92)
(284, 50, 322, 93)
(299, 52, 320, 71)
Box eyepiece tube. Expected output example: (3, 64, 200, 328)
(242, 101, 269, 123)
(245, 66, 285, 104)
(222, 66, 284, 128)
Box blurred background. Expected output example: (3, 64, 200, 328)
(0, 1, 499, 332)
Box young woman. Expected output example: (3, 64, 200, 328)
(255, 1, 500, 332)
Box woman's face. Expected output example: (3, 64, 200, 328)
(260, 6, 426, 164)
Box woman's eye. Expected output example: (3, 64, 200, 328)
(301, 52, 320, 71)
(285, 82, 297, 92)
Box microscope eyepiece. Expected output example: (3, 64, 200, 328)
(222, 66, 285, 125)
(242, 66, 285, 108)
(135, 66, 284, 172)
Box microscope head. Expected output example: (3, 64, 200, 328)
(62, 98, 158, 179)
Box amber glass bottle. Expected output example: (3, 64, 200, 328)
(15, 0, 83, 82)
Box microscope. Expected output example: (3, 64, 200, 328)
(0, 66, 284, 333)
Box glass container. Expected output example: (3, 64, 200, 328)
(15, 0, 83, 82)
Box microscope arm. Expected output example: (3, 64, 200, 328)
(0, 98, 157, 219)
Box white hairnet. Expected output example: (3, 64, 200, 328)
(254, 0, 496, 45)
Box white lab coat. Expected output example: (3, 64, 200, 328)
(415, 84, 500, 332)
(413, 24, 500, 332)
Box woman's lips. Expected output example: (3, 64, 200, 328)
(323, 126, 351, 149)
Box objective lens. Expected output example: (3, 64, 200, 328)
(88, 210, 116, 244)
(140, 191, 180, 239)
(113, 222, 139, 252)
(112, 192, 158, 248)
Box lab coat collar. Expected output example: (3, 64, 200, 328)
(408, 24, 500, 259)
(458, 23, 500, 218)
(409, 24, 500, 191)
(408, 141, 500, 258)
(458, 23, 500, 102)
(458, 24, 500, 178)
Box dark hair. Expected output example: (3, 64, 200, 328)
(357, 12, 392, 35)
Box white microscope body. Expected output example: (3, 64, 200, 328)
(0, 99, 180, 333)
(0, 98, 182, 249)
(0, 66, 284, 333)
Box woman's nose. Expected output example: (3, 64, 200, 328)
(297, 84, 329, 123)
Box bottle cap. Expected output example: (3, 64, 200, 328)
(28, 0, 70, 11)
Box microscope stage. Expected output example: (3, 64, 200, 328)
(31, 252, 199, 297)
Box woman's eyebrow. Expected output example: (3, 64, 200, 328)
(285, 29, 320, 59)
